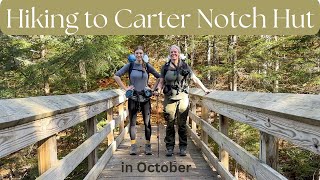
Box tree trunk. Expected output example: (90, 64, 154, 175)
(184, 35, 188, 55)
(190, 35, 195, 68)
(228, 35, 237, 91)
(213, 36, 218, 65)
(274, 58, 279, 93)
(40, 35, 50, 95)
(313, 169, 320, 180)
(234, 163, 239, 179)
(44, 76, 50, 95)
(261, 35, 271, 76)
(79, 60, 88, 92)
(273, 36, 279, 93)
(212, 36, 218, 86)
(207, 37, 212, 80)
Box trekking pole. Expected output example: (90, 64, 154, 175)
(156, 92, 160, 157)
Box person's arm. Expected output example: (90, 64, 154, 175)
(157, 78, 164, 91)
(154, 78, 164, 96)
(155, 65, 166, 95)
(114, 75, 133, 90)
(113, 64, 134, 91)
(191, 73, 211, 94)
(148, 64, 161, 91)
(152, 79, 160, 91)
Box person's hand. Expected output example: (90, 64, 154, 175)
(153, 91, 159, 96)
(152, 88, 160, 96)
(204, 89, 212, 95)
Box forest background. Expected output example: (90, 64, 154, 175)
(0, 32, 319, 179)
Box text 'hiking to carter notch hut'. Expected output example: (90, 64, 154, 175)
(4, 7, 316, 35)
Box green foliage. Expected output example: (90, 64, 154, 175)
(0, 35, 128, 97)
(279, 144, 320, 180)
(96, 112, 108, 130)
(205, 65, 229, 74)
(1, 34, 319, 179)
(312, 76, 320, 86)
(249, 72, 265, 80)
(229, 121, 260, 156)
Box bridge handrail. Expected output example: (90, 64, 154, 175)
(0, 89, 128, 179)
(0, 89, 126, 130)
(1, 88, 319, 179)
(188, 88, 320, 180)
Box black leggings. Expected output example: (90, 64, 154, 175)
(128, 98, 152, 141)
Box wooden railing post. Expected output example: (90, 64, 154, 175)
(107, 108, 114, 146)
(201, 104, 209, 144)
(259, 131, 278, 169)
(118, 103, 125, 133)
(191, 102, 197, 132)
(219, 114, 229, 171)
(87, 116, 98, 170)
(37, 135, 57, 175)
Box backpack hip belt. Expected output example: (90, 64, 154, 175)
(164, 84, 188, 96)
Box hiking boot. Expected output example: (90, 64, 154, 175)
(130, 144, 137, 155)
(166, 149, 174, 156)
(180, 148, 187, 156)
(145, 144, 152, 155)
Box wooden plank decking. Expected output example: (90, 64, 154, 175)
(98, 125, 220, 180)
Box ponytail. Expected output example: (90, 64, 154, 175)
(142, 60, 146, 72)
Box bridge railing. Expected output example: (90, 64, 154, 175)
(188, 88, 320, 180)
(0, 89, 128, 180)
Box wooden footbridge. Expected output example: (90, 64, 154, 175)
(0, 88, 319, 179)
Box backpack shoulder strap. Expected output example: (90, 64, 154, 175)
(181, 60, 189, 69)
(182, 61, 192, 77)
(128, 62, 134, 81)
(163, 60, 171, 79)
(129, 62, 151, 85)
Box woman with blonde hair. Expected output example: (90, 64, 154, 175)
(156, 45, 211, 156)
